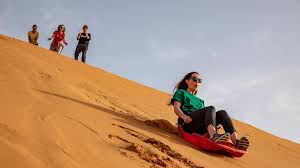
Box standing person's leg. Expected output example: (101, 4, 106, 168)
(81, 45, 88, 63)
(74, 45, 81, 60)
(50, 42, 56, 51)
(57, 44, 64, 53)
(50, 45, 54, 51)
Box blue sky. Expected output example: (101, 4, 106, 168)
(1, 0, 300, 143)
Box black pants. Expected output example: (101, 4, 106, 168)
(74, 44, 88, 63)
(180, 106, 236, 135)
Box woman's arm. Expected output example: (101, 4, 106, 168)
(63, 37, 68, 45)
(48, 32, 55, 40)
(77, 33, 81, 40)
(87, 33, 91, 40)
(35, 32, 39, 41)
(173, 101, 192, 124)
(28, 34, 31, 42)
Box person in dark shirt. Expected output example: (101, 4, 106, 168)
(74, 25, 91, 63)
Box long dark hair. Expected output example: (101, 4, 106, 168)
(57, 24, 66, 32)
(168, 71, 199, 105)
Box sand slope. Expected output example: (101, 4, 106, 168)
(0, 34, 299, 168)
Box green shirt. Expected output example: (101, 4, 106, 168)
(171, 89, 205, 114)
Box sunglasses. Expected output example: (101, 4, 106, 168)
(190, 77, 202, 83)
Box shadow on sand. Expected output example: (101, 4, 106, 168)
(34, 88, 227, 158)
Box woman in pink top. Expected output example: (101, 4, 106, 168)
(48, 24, 68, 53)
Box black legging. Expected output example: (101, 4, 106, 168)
(180, 106, 236, 135)
(74, 44, 88, 63)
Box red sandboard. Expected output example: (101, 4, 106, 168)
(178, 126, 247, 157)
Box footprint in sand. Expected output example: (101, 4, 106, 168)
(144, 119, 178, 135)
(108, 123, 203, 168)
(108, 133, 171, 168)
(0, 123, 16, 141)
(38, 72, 55, 78)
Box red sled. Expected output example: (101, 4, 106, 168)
(178, 126, 247, 157)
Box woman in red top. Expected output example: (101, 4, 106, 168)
(48, 24, 68, 53)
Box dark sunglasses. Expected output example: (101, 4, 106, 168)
(190, 77, 202, 83)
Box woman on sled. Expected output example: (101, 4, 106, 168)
(171, 72, 249, 150)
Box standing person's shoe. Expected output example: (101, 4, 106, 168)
(235, 137, 249, 150)
(211, 132, 230, 143)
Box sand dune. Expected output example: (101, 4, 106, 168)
(0, 34, 299, 168)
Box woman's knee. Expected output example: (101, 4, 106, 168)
(217, 110, 227, 115)
(206, 106, 216, 113)
(217, 110, 231, 119)
(205, 106, 216, 120)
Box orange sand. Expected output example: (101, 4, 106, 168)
(0, 34, 299, 168)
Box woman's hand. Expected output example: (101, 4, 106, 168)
(182, 114, 192, 124)
(173, 101, 192, 124)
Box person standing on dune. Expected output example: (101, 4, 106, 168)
(28, 24, 39, 46)
(74, 25, 91, 63)
(171, 72, 249, 150)
(48, 24, 68, 53)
